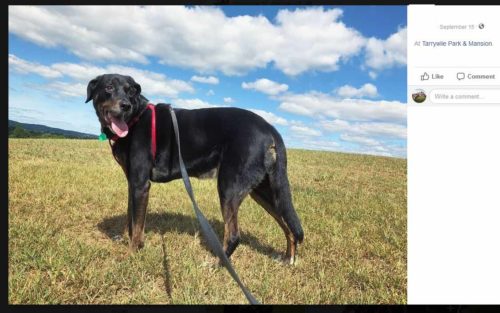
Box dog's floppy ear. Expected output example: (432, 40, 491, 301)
(126, 76, 141, 96)
(134, 81, 142, 96)
(85, 76, 101, 103)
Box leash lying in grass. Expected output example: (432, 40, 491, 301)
(169, 105, 260, 305)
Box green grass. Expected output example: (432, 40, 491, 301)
(9, 139, 407, 304)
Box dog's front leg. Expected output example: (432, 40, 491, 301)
(127, 171, 151, 252)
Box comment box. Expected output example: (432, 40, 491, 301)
(430, 88, 500, 104)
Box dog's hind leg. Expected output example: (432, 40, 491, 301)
(216, 155, 266, 259)
(263, 137, 303, 264)
(250, 177, 299, 265)
(219, 195, 244, 259)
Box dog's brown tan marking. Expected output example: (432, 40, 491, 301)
(101, 99, 120, 111)
(264, 140, 277, 172)
(95, 99, 121, 127)
(250, 190, 298, 265)
(269, 142, 276, 162)
(219, 192, 246, 261)
(129, 181, 151, 252)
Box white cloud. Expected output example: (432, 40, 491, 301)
(9, 6, 368, 76)
(278, 91, 406, 124)
(172, 98, 219, 110)
(149, 98, 168, 105)
(355, 148, 392, 157)
(365, 27, 407, 71)
(249, 109, 288, 126)
(384, 145, 407, 158)
(9, 93, 100, 135)
(106, 65, 194, 98)
(301, 139, 340, 150)
(278, 90, 407, 157)
(272, 7, 366, 75)
(191, 75, 219, 84)
(8, 6, 407, 157)
(321, 119, 406, 139)
(8, 54, 193, 99)
(338, 135, 406, 158)
(9, 54, 62, 78)
(9, 6, 149, 64)
(242, 78, 288, 96)
(45, 81, 87, 98)
(340, 134, 380, 146)
(286, 137, 340, 152)
(282, 133, 406, 158)
(336, 83, 378, 98)
(290, 125, 322, 137)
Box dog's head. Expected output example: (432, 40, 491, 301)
(86, 74, 145, 138)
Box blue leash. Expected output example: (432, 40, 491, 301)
(168, 106, 260, 305)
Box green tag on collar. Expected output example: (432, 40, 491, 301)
(98, 133, 108, 141)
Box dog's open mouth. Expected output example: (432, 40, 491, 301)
(105, 112, 129, 138)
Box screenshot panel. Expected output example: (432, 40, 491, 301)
(408, 5, 500, 304)
(7, 3, 500, 306)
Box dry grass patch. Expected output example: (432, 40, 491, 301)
(9, 139, 406, 304)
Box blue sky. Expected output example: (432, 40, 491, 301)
(8, 5, 407, 157)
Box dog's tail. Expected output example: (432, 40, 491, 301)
(267, 130, 304, 243)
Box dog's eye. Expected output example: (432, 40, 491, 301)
(105, 85, 114, 93)
(128, 87, 136, 97)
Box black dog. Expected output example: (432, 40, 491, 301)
(86, 74, 304, 264)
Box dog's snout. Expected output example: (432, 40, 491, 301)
(120, 100, 131, 112)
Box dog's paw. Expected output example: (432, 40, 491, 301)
(287, 255, 298, 266)
(273, 254, 298, 266)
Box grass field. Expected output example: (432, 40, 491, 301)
(8, 139, 407, 304)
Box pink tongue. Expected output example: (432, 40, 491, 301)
(110, 116, 129, 138)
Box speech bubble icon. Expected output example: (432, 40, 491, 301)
(457, 72, 466, 80)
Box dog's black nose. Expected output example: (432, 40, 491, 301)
(120, 101, 131, 111)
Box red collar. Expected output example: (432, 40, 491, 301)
(110, 103, 157, 161)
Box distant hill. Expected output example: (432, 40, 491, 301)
(9, 120, 98, 139)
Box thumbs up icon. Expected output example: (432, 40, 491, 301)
(421, 72, 430, 81)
